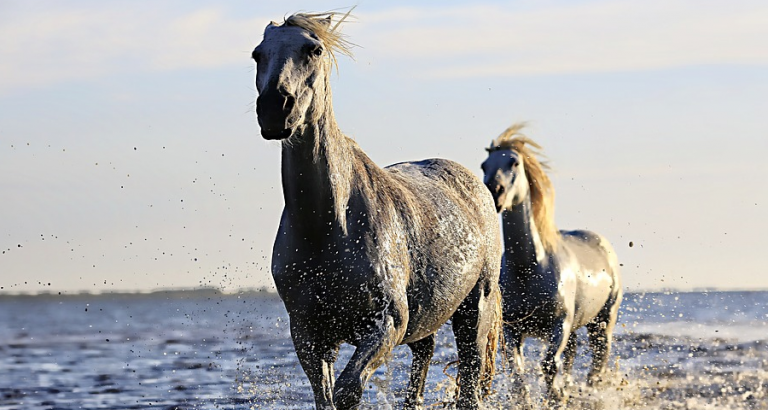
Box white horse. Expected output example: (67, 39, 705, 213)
(252, 12, 503, 410)
(481, 124, 623, 407)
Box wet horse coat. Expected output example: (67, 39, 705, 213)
(252, 12, 502, 410)
(480, 124, 622, 406)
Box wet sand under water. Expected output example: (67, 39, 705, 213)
(0, 290, 766, 409)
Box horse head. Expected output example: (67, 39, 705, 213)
(482, 124, 560, 251)
(482, 147, 530, 212)
(252, 14, 351, 140)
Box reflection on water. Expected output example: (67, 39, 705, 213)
(0, 290, 766, 409)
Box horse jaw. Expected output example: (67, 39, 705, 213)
(506, 166, 530, 209)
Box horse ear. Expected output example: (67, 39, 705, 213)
(319, 16, 332, 28)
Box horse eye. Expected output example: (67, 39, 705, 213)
(312, 46, 324, 57)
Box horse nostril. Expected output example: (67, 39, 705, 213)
(256, 95, 265, 115)
(283, 95, 295, 114)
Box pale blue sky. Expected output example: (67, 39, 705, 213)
(1, 0, 767, 293)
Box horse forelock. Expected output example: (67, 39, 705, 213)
(280, 10, 356, 71)
(486, 122, 530, 152)
(489, 123, 560, 252)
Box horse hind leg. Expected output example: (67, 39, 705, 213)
(502, 328, 533, 409)
(586, 297, 621, 387)
(403, 334, 436, 410)
(561, 331, 578, 389)
(451, 277, 502, 410)
(541, 320, 570, 408)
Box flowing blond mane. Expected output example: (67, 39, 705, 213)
(488, 123, 560, 252)
(281, 10, 355, 71)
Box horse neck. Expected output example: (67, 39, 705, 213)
(280, 78, 358, 236)
(501, 196, 548, 280)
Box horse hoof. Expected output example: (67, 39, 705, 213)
(588, 373, 604, 387)
(334, 385, 363, 410)
(519, 403, 535, 410)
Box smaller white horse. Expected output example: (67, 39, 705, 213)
(481, 123, 623, 407)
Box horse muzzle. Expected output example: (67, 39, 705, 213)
(256, 87, 296, 140)
(486, 182, 506, 213)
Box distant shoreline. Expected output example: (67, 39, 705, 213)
(0, 287, 281, 299)
(1, 287, 766, 299)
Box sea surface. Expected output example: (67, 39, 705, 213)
(0, 290, 766, 410)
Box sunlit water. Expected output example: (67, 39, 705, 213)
(0, 290, 766, 409)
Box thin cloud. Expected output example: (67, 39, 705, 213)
(0, 5, 265, 93)
(349, 0, 768, 78)
(1, 1, 766, 93)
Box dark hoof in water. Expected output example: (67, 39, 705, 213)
(334, 385, 363, 410)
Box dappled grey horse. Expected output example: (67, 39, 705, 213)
(252, 12, 502, 410)
(481, 124, 622, 407)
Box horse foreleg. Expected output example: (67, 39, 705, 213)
(403, 334, 436, 410)
(291, 323, 339, 410)
(586, 299, 620, 386)
(334, 315, 401, 410)
(542, 320, 569, 407)
(502, 328, 533, 410)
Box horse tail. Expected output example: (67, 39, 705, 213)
(480, 284, 503, 398)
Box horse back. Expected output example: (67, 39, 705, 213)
(383, 158, 502, 340)
(385, 159, 500, 252)
(559, 230, 622, 327)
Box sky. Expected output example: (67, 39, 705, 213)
(1, 0, 767, 294)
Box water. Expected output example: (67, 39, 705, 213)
(0, 290, 766, 409)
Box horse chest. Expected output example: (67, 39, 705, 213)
(503, 277, 568, 330)
(273, 254, 398, 321)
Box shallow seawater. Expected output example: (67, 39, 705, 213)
(0, 290, 766, 409)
